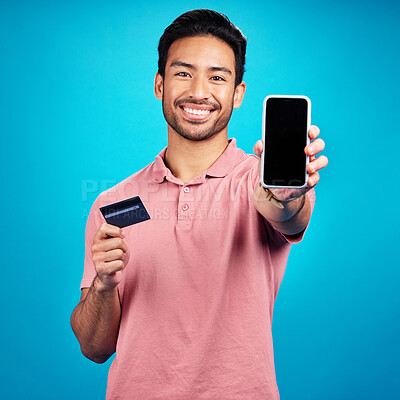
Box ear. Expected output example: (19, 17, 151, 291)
(154, 72, 163, 100)
(233, 81, 246, 109)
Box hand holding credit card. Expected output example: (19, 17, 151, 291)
(100, 196, 151, 228)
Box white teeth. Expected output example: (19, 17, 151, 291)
(183, 107, 211, 116)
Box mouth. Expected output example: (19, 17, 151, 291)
(179, 103, 216, 121)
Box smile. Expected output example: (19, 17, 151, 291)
(183, 107, 211, 116)
(179, 103, 216, 121)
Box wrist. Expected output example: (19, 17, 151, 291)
(267, 193, 310, 235)
(287, 194, 306, 219)
(260, 184, 306, 210)
(92, 275, 119, 296)
(266, 192, 307, 223)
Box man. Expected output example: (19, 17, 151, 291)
(71, 9, 328, 400)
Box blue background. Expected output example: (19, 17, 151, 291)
(1, 0, 399, 398)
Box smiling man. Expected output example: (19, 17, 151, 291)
(71, 9, 328, 400)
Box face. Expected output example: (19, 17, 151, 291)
(155, 35, 246, 142)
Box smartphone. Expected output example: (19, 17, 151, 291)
(261, 95, 311, 189)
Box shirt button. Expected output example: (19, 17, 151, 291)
(181, 203, 189, 211)
(183, 187, 190, 193)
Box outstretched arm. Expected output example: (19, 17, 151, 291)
(252, 125, 328, 236)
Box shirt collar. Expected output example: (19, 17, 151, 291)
(152, 138, 238, 184)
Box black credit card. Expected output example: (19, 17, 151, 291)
(99, 196, 151, 228)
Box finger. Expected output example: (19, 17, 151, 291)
(253, 140, 263, 158)
(98, 260, 125, 276)
(309, 125, 320, 140)
(262, 186, 285, 209)
(101, 248, 125, 263)
(92, 248, 125, 265)
(94, 223, 124, 242)
(308, 171, 320, 187)
(307, 155, 329, 174)
(92, 237, 128, 253)
(305, 138, 325, 157)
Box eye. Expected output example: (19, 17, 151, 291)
(211, 75, 226, 82)
(176, 72, 190, 77)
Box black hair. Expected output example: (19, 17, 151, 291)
(158, 9, 247, 87)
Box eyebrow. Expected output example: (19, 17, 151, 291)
(169, 61, 232, 75)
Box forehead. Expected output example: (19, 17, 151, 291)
(166, 36, 236, 72)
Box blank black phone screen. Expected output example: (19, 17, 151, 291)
(263, 97, 308, 187)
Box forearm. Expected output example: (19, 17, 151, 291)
(71, 277, 121, 363)
(253, 185, 311, 236)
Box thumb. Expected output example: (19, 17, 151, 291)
(253, 140, 263, 158)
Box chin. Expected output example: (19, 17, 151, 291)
(177, 130, 216, 142)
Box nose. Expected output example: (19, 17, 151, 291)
(189, 75, 210, 100)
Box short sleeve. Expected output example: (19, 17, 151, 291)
(80, 197, 104, 289)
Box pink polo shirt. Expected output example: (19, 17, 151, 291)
(81, 138, 315, 400)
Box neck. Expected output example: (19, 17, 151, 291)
(164, 128, 229, 184)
